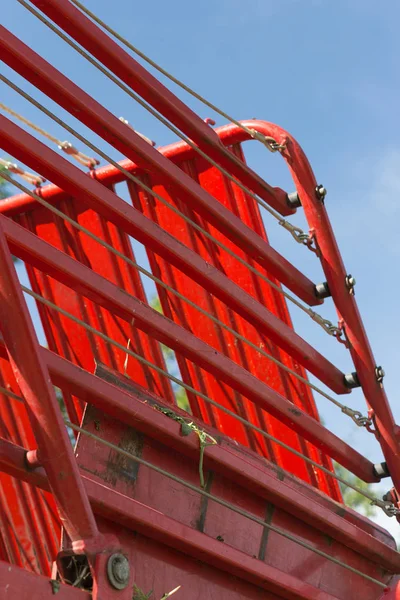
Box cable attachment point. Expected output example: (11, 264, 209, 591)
(0, 159, 45, 187)
(373, 494, 400, 517)
(345, 274, 356, 295)
(341, 406, 372, 428)
(59, 141, 100, 169)
(375, 366, 385, 384)
(278, 219, 310, 244)
(315, 184, 327, 202)
(119, 117, 156, 146)
(248, 129, 286, 153)
(308, 310, 342, 337)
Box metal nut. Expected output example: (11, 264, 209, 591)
(107, 553, 130, 590)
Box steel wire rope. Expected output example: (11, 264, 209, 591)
(1, 171, 368, 426)
(17, 0, 312, 249)
(68, 0, 295, 152)
(6, 289, 387, 511)
(0, 383, 393, 587)
(0, 74, 343, 342)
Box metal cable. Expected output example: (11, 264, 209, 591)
(15, 289, 385, 508)
(1, 172, 366, 426)
(17, 0, 313, 250)
(0, 74, 343, 341)
(68, 421, 389, 588)
(68, 0, 286, 151)
(0, 380, 390, 587)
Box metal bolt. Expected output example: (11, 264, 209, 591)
(107, 554, 130, 590)
(375, 366, 385, 384)
(345, 274, 356, 294)
(315, 184, 327, 201)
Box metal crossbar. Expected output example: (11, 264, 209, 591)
(0, 74, 345, 342)
(0, 384, 390, 588)
(1, 171, 368, 428)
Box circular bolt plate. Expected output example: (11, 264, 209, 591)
(107, 553, 130, 590)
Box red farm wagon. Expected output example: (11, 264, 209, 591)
(0, 1, 399, 599)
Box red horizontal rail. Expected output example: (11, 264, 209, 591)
(0, 119, 351, 396)
(0, 439, 365, 600)
(0, 218, 98, 546)
(0, 29, 313, 306)
(48, 361, 398, 570)
(0, 122, 259, 217)
(0, 115, 320, 311)
(0, 353, 387, 570)
(1, 215, 373, 478)
(0, 560, 91, 599)
(30, 0, 293, 217)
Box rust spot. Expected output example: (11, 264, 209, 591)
(288, 407, 302, 417)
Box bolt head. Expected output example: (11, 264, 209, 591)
(107, 554, 130, 590)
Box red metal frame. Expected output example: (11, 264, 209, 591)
(0, 117, 350, 395)
(0, 217, 98, 546)
(0, 436, 393, 600)
(0, 27, 321, 306)
(0, 5, 399, 595)
(1, 214, 375, 480)
(30, 0, 293, 217)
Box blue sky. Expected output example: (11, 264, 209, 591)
(2, 0, 400, 535)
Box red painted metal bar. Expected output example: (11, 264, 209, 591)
(0, 560, 91, 599)
(30, 0, 293, 217)
(18, 195, 175, 407)
(0, 28, 319, 305)
(0, 440, 373, 600)
(127, 151, 339, 494)
(0, 119, 351, 396)
(242, 120, 400, 514)
(0, 216, 375, 481)
(0, 218, 98, 545)
(24, 357, 400, 570)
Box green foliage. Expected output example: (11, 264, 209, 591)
(150, 294, 190, 413)
(335, 463, 376, 517)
